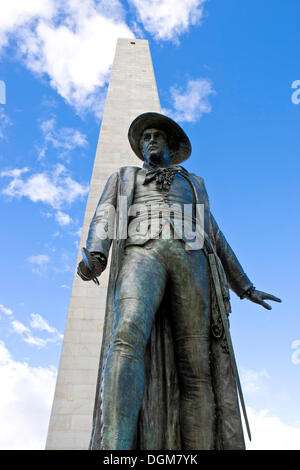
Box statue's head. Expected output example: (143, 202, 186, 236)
(128, 112, 191, 167)
(139, 127, 170, 167)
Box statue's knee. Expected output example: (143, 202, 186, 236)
(110, 318, 147, 359)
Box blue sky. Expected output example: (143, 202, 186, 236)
(0, 0, 299, 449)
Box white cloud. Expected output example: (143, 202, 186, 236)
(41, 210, 73, 228)
(163, 78, 215, 122)
(28, 254, 50, 266)
(38, 117, 87, 160)
(130, 0, 206, 41)
(0, 0, 134, 115)
(1, 301, 63, 351)
(1, 167, 29, 178)
(10, 312, 63, 349)
(239, 369, 300, 449)
(242, 368, 270, 395)
(22, 333, 62, 349)
(0, 2, 210, 116)
(246, 407, 300, 450)
(55, 210, 72, 226)
(0, 304, 13, 316)
(1, 164, 88, 210)
(0, 341, 56, 449)
(0, 0, 55, 52)
(27, 254, 50, 276)
(29, 313, 56, 334)
(23, 336, 52, 348)
(11, 320, 30, 335)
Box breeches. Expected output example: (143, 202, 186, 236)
(101, 238, 215, 450)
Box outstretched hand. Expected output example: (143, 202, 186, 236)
(247, 289, 282, 310)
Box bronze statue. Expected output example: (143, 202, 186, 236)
(77, 112, 281, 450)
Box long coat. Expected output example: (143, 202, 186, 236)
(87, 166, 253, 450)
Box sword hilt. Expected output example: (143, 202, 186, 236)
(81, 248, 100, 286)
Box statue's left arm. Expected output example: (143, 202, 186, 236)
(211, 214, 281, 310)
(77, 171, 119, 282)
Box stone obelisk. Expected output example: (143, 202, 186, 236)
(46, 38, 161, 450)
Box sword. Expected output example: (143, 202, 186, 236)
(81, 247, 100, 286)
(208, 252, 252, 442)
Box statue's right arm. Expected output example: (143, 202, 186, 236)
(85, 171, 119, 265)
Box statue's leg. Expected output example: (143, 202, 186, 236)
(101, 244, 167, 450)
(168, 242, 215, 450)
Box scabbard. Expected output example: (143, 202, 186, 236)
(208, 252, 252, 442)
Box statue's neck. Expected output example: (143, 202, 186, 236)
(143, 161, 172, 170)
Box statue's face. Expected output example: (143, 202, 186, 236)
(140, 128, 170, 167)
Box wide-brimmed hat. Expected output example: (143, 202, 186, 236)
(128, 112, 191, 164)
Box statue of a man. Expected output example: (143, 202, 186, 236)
(77, 112, 281, 450)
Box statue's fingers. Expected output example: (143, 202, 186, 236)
(260, 300, 272, 310)
(263, 293, 282, 303)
